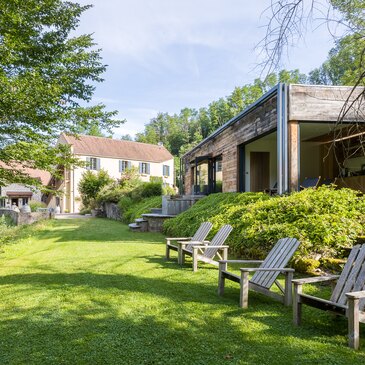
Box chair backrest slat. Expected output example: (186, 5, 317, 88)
(301, 176, 321, 189)
(186, 222, 213, 250)
(330, 245, 365, 307)
(203, 225, 233, 259)
(251, 238, 300, 289)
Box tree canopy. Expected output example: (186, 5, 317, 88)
(135, 70, 307, 157)
(0, 0, 123, 187)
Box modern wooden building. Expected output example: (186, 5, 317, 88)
(182, 84, 365, 195)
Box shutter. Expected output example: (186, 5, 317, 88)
(96, 158, 101, 171)
(128, 161, 132, 169)
(119, 160, 123, 172)
(167, 166, 170, 176)
(147, 163, 150, 174)
(139, 163, 142, 174)
(86, 157, 91, 170)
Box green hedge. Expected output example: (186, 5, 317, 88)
(122, 196, 162, 224)
(163, 187, 365, 263)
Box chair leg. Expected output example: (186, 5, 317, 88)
(178, 245, 182, 265)
(293, 283, 302, 326)
(239, 270, 249, 308)
(193, 247, 198, 272)
(284, 271, 293, 306)
(348, 297, 360, 350)
(218, 262, 227, 296)
(165, 242, 170, 260)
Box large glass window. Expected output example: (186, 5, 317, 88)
(214, 157, 223, 193)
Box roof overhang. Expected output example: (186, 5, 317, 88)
(6, 192, 33, 197)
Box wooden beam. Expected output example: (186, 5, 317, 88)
(288, 121, 300, 192)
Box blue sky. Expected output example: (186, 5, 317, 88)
(76, 0, 337, 138)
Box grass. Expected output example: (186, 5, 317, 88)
(0, 218, 364, 364)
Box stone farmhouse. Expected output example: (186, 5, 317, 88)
(182, 84, 365, 195)
(51, 134, 174, 213)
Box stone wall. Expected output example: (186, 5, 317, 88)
(0, 209, 50, 225)
(103, 203, 122, 221)
(182, 94, 277, 194)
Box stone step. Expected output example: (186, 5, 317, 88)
(150, 208, 163, 214)
(128, 223, 141, 232)
(135, 218, 147, 223)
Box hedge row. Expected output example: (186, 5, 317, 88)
(163, 187, 365, 266)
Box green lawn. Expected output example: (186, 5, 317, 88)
(0, 218, 364, 364)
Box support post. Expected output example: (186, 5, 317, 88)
(284, 271, 294, 306)
(293, 283, 302, 326)
(288, 120, 300, 192)
(239, 270, 249, 308)
(347, 296, 360, 350)
(218, 262, 227, 296)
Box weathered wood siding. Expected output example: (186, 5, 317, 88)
(183, 95, 277, 194)
(289, 84, 364, 122)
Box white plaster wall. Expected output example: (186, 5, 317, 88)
(244, 139, 277, 191)
(70, 155, 174, 212)
(300, 142, 321, 181)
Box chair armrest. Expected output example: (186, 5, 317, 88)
(166, 237, 191, 241)
(219, 260, 264, 264)
(292, 275, 339, 285)
(240, 267, 295, 273)
(177, 240, 201, 245)
(346, 291, 365, 300)
(192, 245, 229, 249)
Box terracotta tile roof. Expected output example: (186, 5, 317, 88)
(0, 162, 51, 185)
(61, 134, 174, 163)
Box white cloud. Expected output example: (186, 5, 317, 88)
(112, 107, 159, 138)
(77, 0, 265, 58)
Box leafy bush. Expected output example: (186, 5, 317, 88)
(122, 196, 162, 223)
(78, 169, 113, 209)
(163, 192, 269, 242)
(79, 207, 92, 215)
(96, 183, 128, 204)
(163, 187, 365, 266)
(130, 182, 163, 201)
(29, 201, 46, 212)
(0, 215, 17, 245)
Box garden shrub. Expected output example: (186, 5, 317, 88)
(78, 169, 113, 209)
(122, 196, 162, 223)
(96, 183, 128, 204)
(0, 215, 16, 245)
(163, 192, 270, 241)
(163, 187, 365, 267)
(29, 201, 46, 212)
(130, 182, 163, 201)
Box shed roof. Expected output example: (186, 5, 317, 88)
(0, 162, 51, 185)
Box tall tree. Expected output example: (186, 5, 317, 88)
(260, 0, 364, 119)
(0, 0, 123, 187)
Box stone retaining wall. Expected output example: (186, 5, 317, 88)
(0, 209, 50, 225)
(103, 203, 122, 221)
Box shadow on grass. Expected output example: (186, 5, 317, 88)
(28, 218, 165, 244)
(0, 274, 364, 364)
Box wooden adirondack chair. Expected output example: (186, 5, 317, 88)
(165, 222, 213, 260)
(177, 225, 233, 272)
(300, 176, 321, 190)
(293, 244, 365, 350)
(218, 237, 300, 308)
